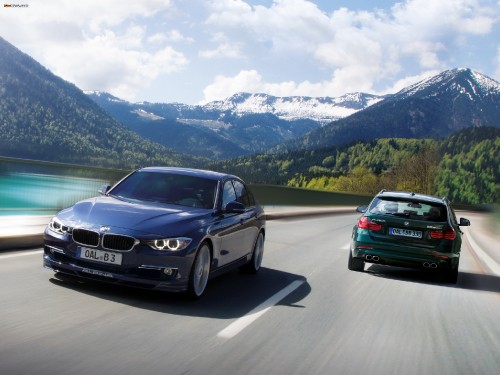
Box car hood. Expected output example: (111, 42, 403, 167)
(57, 196, 212, 236)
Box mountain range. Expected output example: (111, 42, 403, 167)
(86, 69, 500, 159)
(275, 68, 499, 152)
(85, 91, 383, 159)
(0, 35, 499, 170)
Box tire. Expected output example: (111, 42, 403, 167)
(348, 250, 364, 272)
(187, 243, 211, 299)
(240, 232, 264, 274)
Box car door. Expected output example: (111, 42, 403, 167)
(232, 180, 259, 255)
(216, 179, 256, 266)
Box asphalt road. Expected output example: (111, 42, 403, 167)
(1, 213, 499, 375)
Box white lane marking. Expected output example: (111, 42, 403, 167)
(217, 279, 305, 339)
(0, 250, 43, 259)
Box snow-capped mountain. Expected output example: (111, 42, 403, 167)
(86, 91, 383, 159)
(86, 91, 382, 124)
(86, 68, 499, 159)
(393, 68, 500, 100)
(203, 92, 383, 123)
(278, 68, 500, 152)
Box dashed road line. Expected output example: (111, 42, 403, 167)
(217, 279, 305, 339)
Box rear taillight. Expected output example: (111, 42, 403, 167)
(444, 229, 456, 240)
(358, 217, 382, 231)
(429, 230, 443, 239)
(429, 228, 456, 240)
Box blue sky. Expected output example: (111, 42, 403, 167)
(1, 0, 499, 104)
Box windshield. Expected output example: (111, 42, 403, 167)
(109, 171, 217, 209)
(368, 197, 447, 222)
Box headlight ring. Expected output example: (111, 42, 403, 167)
(48, 217, 72, 235)
(147, 237, 192, 251)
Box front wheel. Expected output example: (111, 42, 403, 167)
(187, 243, 211, 299)
(240, 232, 264, 274)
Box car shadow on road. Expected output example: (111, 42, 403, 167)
(49, 267, 311, 318)
(365, 264, 500, 293)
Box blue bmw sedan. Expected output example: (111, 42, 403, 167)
(43, 167, 266, 298)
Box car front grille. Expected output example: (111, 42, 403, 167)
(72, 229, 137, 251)
(72, 228, 100, 247)
(103, 234, 137, 251)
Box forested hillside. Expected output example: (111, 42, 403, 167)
(208, 127, 499, 204)
(434, 127, 499, 204)
(0, 37, 200, 168)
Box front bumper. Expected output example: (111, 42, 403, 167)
(43, 240, 195, 292)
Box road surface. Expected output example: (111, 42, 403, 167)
(0, 213, 499, 375)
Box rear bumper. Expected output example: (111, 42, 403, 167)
(351, 240, 459, 270)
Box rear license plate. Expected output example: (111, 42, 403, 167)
(78, 247, 122, 265)
(389, 227, 422, 238)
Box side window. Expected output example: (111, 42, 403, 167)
(233, 180, 251, 207)
(247, 188, 256, 206)
(222, 180, 237, 209)
(449, 207, 457, 225)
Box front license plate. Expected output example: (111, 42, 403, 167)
(78, 247, 122, 265)
(389, 227, 422, 238)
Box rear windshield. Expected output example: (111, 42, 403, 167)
(368, 197, 447, 222)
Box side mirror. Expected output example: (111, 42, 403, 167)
(356, 205, 367, 213)
(225, 201, 245, 214)
(98, 184, 111, 195)
(459, 218, 471, 227)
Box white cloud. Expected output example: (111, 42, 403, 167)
(201, 0, 498, 100)
(383, 70, 441, 94)
(1, 0, 498, 103)
(44, 33, 188, 100)
(202, 70, 263, 102)
(1, 0, 173, 42)
(0, 0, 185, 101)
(199, 43, 243, 59)
(200, 68, 375, 103)
(199, 32, 243, 59)
(205, 0, 332, 54)
(146, 30, 195, 46)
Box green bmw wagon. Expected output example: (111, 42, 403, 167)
(349, 190, 471, 283)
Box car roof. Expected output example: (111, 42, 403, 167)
(376, 190, 447, 205)
(137, 167, 238, 181)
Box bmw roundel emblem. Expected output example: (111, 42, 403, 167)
(100, 226, 111, 232)
(404, 221, 410, 227)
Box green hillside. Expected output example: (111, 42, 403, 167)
(434, 127, 500, 204)
(0, 37, 201, 169)
(208, 127, 500, 204)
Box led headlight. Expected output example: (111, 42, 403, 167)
(48, 217, 72, 235)
(147, 237, 192, 251)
